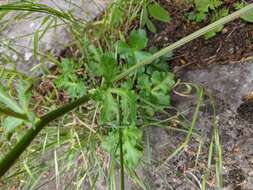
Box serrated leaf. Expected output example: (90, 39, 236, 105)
(98, 90, 118, 124)
(138, 71, 175, 106)
(194, 0, 223, 22)
(110, 88, 137, 124)
(59, 58, 75, 73)
(101, 125, 143, 168)
(148, 3, 171, 23)
(147, 47, 171, 73)
(100, 53, 117, 83)
(55, 59, 86, 98)
(123, 125, 143, 168)
(129, 29, 148, 51)
(118, 41, 131, 54)
(195, 11, 207, 22)
(151, 71, 175, 92)
(101, 130, 119, 153)
(60, 81, 86, 98)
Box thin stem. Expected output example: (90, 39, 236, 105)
(118, 99, 125, 190)
(119, 127, 124, 190)
(0, 95, 90, 177)
(0, 2, 75, 22)
(112, 3, 253, 83)
(0, 107, 28, 120)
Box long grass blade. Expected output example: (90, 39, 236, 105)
(0, 2, 74, 22)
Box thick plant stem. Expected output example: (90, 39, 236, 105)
(0, 95, 90, 177)
(112, 3, 253, 83)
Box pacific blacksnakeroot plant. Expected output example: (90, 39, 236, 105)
(0, 2, 253, 188)
(0, 28, 175, 173)
(55, 28, 176, 169)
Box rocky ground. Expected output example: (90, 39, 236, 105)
(144, 62, 253, 190)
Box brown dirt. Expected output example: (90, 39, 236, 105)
(149, 0, 253, 71)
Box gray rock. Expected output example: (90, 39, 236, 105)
(144, 61, 253, 189)
(177, 62, 253, 112)
(0, 0, 111, 73)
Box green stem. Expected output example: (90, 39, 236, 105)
(119, 127, 124, 190)
(0, 95, 90, 177)
(0, 107, 28, 120)
(118, 99, 125, 190)
(112, 3, 253, 83)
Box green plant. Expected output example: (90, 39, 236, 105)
(234, 2, 253, 22)
(189, 0, 223, 22)
(204, 8, 229, 39)
(188, 0, 228, 39)
(55, 59, 87, 98)
(0, 2, 253, 190)
(189, 0, 253, 39)
(141, 1, 171, 33)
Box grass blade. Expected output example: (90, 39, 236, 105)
(33, 29, 39, 61)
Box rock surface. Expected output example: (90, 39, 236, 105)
(177, 62, 253, 190)
(144, 61, 253, 190)
(0, 0, 110, 73)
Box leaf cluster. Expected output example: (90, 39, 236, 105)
(101, 125, 143, 168)
(55, 58, 87, 98)
(89, 29, 175, 168)
(189, 0, 223, 22)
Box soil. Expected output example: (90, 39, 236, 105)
(149, 0, 253, 71)
(139, 1, 253, 190)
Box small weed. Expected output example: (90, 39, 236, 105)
(188, 0, 253, 39)
(54, 59, 87, 98)
(141, 1, 171, 33)
(189, 0, 223, 22)
(204, 8, 229, 39)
